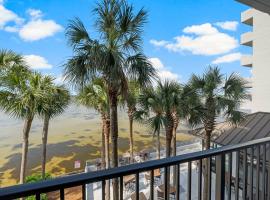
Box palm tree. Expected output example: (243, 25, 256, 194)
(0, 71, 48, 184)
(38, 78, 70, 179)
(136, 87, 165, 159)
(188, 66, 248, 200)
(124, 80, 140, 163)
(0, 49, 25, 69)
(64, 1, 156, 198)
(77, 78, 111, 200)
(156, 81, 181, 158)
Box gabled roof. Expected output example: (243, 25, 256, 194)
(189, 112, 270, 146)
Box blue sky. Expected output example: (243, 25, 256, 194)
(0, 0, 252, 84)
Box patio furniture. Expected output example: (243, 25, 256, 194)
(123, 174, 136, 193)
(157, 184, 176, 200)
(144, 169, 161, 185)
(130, 192, 148, 200)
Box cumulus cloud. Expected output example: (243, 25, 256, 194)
(212, 52, 241, 64)
(150, 23, 238, 56)
(19, 19, 62, 41)
(215, 21, 239, 31)
(23, 55, 52, 69)
(148, 57, 179, 81)
(0, 5, 62, 41)
(0, 4, 23, 28)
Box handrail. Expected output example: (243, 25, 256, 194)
(0, 136, 270, 199)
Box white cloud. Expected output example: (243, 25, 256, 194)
(0, 5, 23, 28)
(215, 21, 239, 31)
(27, 9, 43, 19)
(19, 19, 62, 41)
(151, 23, 238, 56)
(183, 23, 218, 35)
(0, 5, 62, 41)
(212, 53, 241, 64)
(23, 55, 52, 69)
(148, 57, 179, 81)
(4, 25, 18, 32)
(150, 39, 169, 47)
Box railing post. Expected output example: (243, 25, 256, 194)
(216, 153, 225, 200)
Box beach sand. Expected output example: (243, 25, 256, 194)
(0, 104, 195, 187)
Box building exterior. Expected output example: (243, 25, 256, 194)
(240, 3, 270, 112)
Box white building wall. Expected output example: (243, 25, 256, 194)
(241, 9, 270, 112)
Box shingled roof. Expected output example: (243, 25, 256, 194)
(189, 112, 270, 146)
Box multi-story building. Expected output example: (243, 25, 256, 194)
(238, 0, 270, 112)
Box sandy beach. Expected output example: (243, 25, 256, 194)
(0, 103, 195, 187)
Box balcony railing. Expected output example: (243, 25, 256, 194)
(0, 137, 270, 200)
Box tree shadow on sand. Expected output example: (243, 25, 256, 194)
(0, 140, 99, 183)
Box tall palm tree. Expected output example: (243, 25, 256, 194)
(38, 78, 70, 179)
(188, 66, 248, 200)
(124, 80, 140, 163)
(77, 78, 111, 200)
(64, 1, 156, 198)
(0, 71, 48, 184)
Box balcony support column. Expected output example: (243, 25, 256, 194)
(215, 153, 226, 200)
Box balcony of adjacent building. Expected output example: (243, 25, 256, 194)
(241, 32, 253, 47)
(241, 54, 253, 67)
(241, 8, 254, 26)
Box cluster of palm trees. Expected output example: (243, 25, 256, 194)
(0, 50, 70, 185)
(0, 1, 248, 200)
(62, 0, 248, 200)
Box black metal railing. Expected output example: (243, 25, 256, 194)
(1, 137, 270, 200)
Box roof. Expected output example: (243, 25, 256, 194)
(236, 0, 270, 14)
(189, 112, 270, 146)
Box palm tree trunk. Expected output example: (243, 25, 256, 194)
(109, 89, 119, 200)
(101, 115, 106, 169)
(156, 130, 161, 159)
(19, 117, 33, 184)
(104, 116, 110, 200)
(128, 108, 134, 163)
(203, 130, 211, 200)
(172, 125, 177, 185)
(41, 115, 50, 179)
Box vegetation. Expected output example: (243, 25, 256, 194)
(64, 0, 156, 198)
(26, 173, 51, 200)
(188, 66, 248, 200)
(123, 80, 140, 162)
(38, 79, 70, 179)
(77, 78, 110, 200)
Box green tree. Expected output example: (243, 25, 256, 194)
(77, 78, 110, 200)
(136, 87, 165, 159)
(64, 1, 156, 198)
(188, 66, 247, 200)
(123, 80, 140, 163)
(38, 78, 70, 179)
(0, 71, 49, 184)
